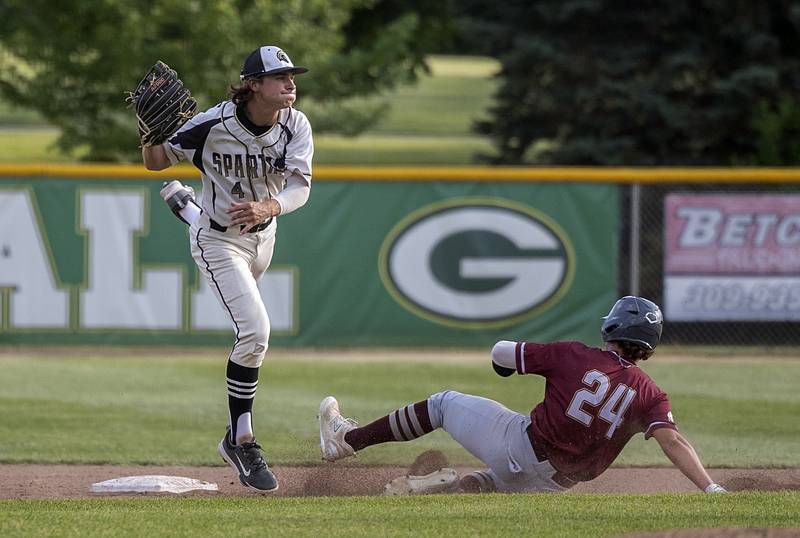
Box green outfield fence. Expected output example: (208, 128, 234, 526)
(1, 164, 799, 347)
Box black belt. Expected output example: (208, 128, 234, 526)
(526, 424, 578, 489)
(209, 217, 272, 234)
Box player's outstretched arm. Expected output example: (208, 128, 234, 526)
(652, 428, 726, 493)
(142, 144, 171, 171)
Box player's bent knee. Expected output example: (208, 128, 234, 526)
(231, 341, 268, 368)
(429, 390, 462, 407)
(232, 314, 270, 367)
(427, 390, 461, 429)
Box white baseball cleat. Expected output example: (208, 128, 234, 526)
(160, 180, 196, 206)
(160, 180, 200, 225)
(318, 396, 357, 462)
(383, 468, 460, 496)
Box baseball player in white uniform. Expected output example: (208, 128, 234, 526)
(142, 45, 313, 491)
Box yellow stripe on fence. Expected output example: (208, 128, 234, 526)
(0, 163, 799, 183)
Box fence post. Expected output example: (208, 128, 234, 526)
(630, 182, 641, 296)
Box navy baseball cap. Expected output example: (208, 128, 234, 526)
(240, 46, 308, 80)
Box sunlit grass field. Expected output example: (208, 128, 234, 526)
(2, 493, 798, 538)
(0, 55, 500, 165)
(1, 351, 798, 467)
(0, 350, 799, 537)
(367, 55, 499, 136)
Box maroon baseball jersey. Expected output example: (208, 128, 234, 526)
(517, 341, 677, 482)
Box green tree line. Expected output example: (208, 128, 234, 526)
(455, 0, 800, 165)
(1, 0, 798, 165)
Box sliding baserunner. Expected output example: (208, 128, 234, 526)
(319, 296, 727, 495)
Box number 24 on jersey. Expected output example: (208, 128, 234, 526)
(566, 370, 636, 439)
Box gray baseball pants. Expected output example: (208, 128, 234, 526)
(428, 390, 567, 493)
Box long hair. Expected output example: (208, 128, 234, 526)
(228, 81, 254, 105)
(614, 341, 655, 362)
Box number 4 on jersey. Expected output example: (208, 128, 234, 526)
(566, 370, 636, 439)
(231, 182, 245, 199)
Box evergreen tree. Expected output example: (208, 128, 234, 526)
(458, 0, 800, 165)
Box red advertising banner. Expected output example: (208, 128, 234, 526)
(664, 193, 800, 321)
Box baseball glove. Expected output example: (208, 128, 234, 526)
(126, 61, 197, 147)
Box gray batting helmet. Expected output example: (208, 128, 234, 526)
(240, 45, 308, 80)
(600, 296, 663, 350)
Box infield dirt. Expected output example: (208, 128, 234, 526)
(1, 463, 798, 499)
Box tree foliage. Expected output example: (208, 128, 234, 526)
(457, 0, 800, 165)
(0, 0, 451, 161)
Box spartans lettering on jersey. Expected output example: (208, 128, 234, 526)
(211, 152, 285, 180)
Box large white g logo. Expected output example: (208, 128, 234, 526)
(379, 198, 574, 328)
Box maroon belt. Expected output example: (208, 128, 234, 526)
(526, 424, 578, 489)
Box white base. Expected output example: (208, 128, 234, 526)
(90, 475, 218, 494)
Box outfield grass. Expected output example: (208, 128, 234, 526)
(0, 55, 499, 165)
(0, 352, 798, 468)
(1, 492, 798, 538)
(0, 100, 44, 126)
(0, 130, 494, 165)
(0, 128, 89, 163)
(312, 134, 494, 165)
(1, 352, 797, 537)
(366, 55, 499, 136)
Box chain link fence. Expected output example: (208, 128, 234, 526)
(620, 179, 800, 348)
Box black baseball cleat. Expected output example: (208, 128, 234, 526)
(218, 428, 279, 492)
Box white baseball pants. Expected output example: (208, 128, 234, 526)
(189, 212, 276, 368)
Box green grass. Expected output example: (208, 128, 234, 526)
(1, 352, 797, 537)
(0, 128, 89, 162)
(0, 352, 798, 467)
(1, 493, 797, 538)
(0, 55, 500, 165)
(366, 55, 499, 135)
(312, 134, 494, 164)
(0, 130, 494, 165)
(0, 99, 45, 126)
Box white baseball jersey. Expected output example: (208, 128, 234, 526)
(164, 101, 313, 227)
